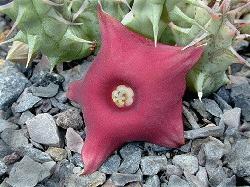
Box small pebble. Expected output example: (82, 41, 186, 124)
(100, 154, 121, 174)
(46, 147, 67, 161)
(12, 89, 42, 113)
(26, 113, 61, 146)
(172, 154, 199, 174)
(118, 144, 142, 174)
(111, 172, 142, 186)
(144, 175, 160, 187)
(141, 156, 168, 175)
(56, 108, 83, 129)
(31, 82, 59, 98)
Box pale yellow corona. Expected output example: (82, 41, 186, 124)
(112, 85, 134, 108)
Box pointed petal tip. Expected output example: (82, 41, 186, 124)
(81, 145, 105, 175)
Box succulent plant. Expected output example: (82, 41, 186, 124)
(167, 0, 250, 98)
(0, 0, 132, 70)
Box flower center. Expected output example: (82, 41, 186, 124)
(112, 85, 134, 108)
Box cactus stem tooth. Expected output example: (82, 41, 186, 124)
(220, 0, 231, 14)
(228, 46, 247, 64)
(198, 92, 203, 101)
(42, 0, 64, 6)
(6, 8, 25, 38)
(72, 0, 89, 21)
(169, 22, 190, 34)
(172, 7, 207, 33)
(228, 2, 250, 16)
(235, 19, 250, 28)
(212, 0, 222, 10)
(26, 35, 39, 68)
(67, 1, 74, 12)
(53, 12, 83, 25)
(194, 0, 222, 19)
(67, 33, 93, 44)
(182, 32, 209, 51)
(236, 34, 250, 40)
(225, 20, 240, 36)
(119, 0, 132, 10)
(0, 37, 14, 46)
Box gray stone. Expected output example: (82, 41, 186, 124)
(55, 91, 67, 103)
(40, 161, 57, 181)
(217, 87, 230, 103)
(208, 166, 227, 187)
(141, 156, 168, 175)
(202, 98, 223, 117)
(17, 145, 52, 163)
(1, 128, 29, 148)
(172, 154, 199, 174)
(230, 83, 250, 98)
(0, 108, 12, 120)
(190, 99, 212, 119)
(144, 143, 171, 153)
(31, 83, 59, 98)
(222, 108, 241, 128)
(26, 113, 61, 146)
(6, 156, 54, 187)
(46, 147, 67, 161)
(178, 140, 192, 153)
(0, 63, 29, 110)
(205, 160, 222, 179)
(217, 175, 236, 187)
(213, 94, 232, 111)
(0, 119, 18, 132)
(185, 123, 225, 139)
(167, 175, 190, 187)
(17, 111, 34, 125)
(50, 98, 71, 111)
(61, 60, 92, 91)
(225, 139, 250, 177)
(118, 144, 142, 174)
(100, 154, 121, 174)
(203, 137, 225, 161)
(126, 182, 142, 187)
(0, 161, 7, 176)
(55, 108, 83, 129)
(196, 166, 208, 187)
(66, 128, 83, 154)
(12, 90, 42, 113)
(69, 153, 84, 168)
(3, 152, 22, 165)
(165, 165, 183, 178)
(230, 83, 250, 121)
(65, 171, 106, 187)
(184, 171, 205, 187)
(0, 139, 12, 158)
(183, 106, 200, 129)
(35, 99, 52, 114)
(234, 97, 250, 122)
(111, 173, 142, 186)
(144, 175, 160, 187)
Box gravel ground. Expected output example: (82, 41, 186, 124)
(1, 13, 250, 187)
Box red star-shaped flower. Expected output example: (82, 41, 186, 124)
(67, 5, 203, 174)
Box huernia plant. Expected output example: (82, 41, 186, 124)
(167, 0, 250, 98)
(0, 0, 131, 70)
